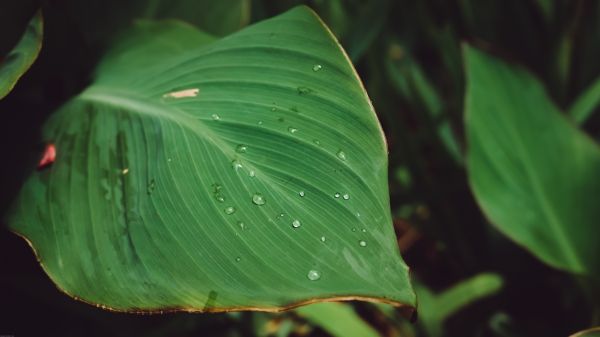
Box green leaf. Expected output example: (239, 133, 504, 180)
(8, 7, 415, 313)
(464, 45, 600, 277)
(416, 273, 504, 337)
(571, 327, 600, 337)
(0, 10, 43, 100)
(296, 302, 381, 337)
(569, 75, 600, 125)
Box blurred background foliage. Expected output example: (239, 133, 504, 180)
(1, 0, 599, 336)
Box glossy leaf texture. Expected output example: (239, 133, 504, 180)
(8, 6, 416, 313)
(464, 45, 600, 277)
(0, 10, 43, 100)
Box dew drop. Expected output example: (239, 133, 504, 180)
(359, 240, 367, 247)
(361, 228, 367, 233)
(236, 144, 247, 153)
(352, 228, 357, 232)
(215, 195, 225, 203)
(334, 192, 340, 198)
(252, 193, 266, 206)
(231, 159, 243, 170)
(238, 221, 246, 230)
(292, 219, 302, 228)
(248, 170, 256, 177)
(211, 114, 220, 121)
(307, 269, 321, 281)
(258, 120, 264, 125)
(122, 168, 129, 175)
(297, 86, 312, 95)
(288, 127, 298, 134)
(342, 193, 350, 200)
(167, 158, 172, 162)
(320, 236, 326, 242)
(224, 206, 236, 215)
(235, 257, 241, 262)
(299, 191, 305, 197)
(313, 139, 321, 146)
(336, 150, 347, 161)
(147, 179, 156, 195)
(312, 64, 323, 72)
(271, 107, 278, 112)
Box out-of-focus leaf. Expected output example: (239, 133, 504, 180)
(569, 75, 600, 125)
(416, 273, 504, 337)
(96, 19, 216, 80)
(146, 0, 251, 36)
(296, 302, 381, 337)
(386, 43, 463, 163)
(0, 11, 43, 100)
(8, 6, 415, 313)
(464, 45, 600, 276)
(340, 0, 389, 62)
(0, 0, 39, 56)
(533, 0, 554, 22)
(571, 327, 600, 337)
(66, 0, 250, 49)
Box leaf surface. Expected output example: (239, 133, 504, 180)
(464, 45, 600, 277)
(0, 10, 42, 100)
(8, 7, 415, 313)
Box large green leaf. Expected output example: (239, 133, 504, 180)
(464, 46, 600, 276)
(0, 10, 43, 100)
(8, 7, 415, 313)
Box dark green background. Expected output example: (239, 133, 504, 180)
(1, 0, 598, 336)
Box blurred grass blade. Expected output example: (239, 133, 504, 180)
(0, 10, 42, 100)
(569, 75, 600, 125)
(571, 327, 600, 337)
(416, 273, 503, 337)
(464, 45, 600, 277)
(8, 7, 416, 313)
(386, 44, 463, 163)
(296, 302, 381, 337)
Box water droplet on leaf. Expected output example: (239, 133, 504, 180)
(292, 220, 301, 228)
(334, 193, 340, 198)
(288, 127, 298, 134)
(312, 64, 323, 72)
(236, 145, 247, 153)
(147, 179, 156, 195)
(235, 257, 241, 262)
(307, 270, 321, 281)
(224, 206, 236, 215)
(231, 160, 243, 171)
(320, 236, 326, 242)
(342, 193, 350, 200)
(211, 114, 220, 120)
(238, 221, 246, 230)
(336, 150, 347, 161)
(297, 86, 312, 95)
(252, 193, 266, 206)
(359, 240, 367, 247)
(299, 191, 305, 197)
